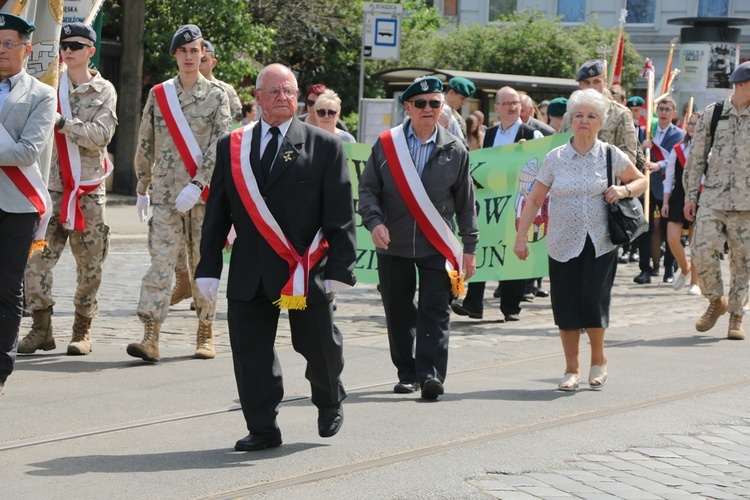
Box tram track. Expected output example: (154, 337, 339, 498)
(0, 329, 709, 453)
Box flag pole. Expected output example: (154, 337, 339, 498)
(644, 60, 655, 219)
(608, 9, 628, 86)
(682, 95, 695, 131)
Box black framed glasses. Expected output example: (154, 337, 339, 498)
(316, 109, 338, 118)
(408, 98, 442, 109)
(60, 41, 93, 52)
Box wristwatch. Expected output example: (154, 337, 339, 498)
(624, 184, 632, 197)
(57, 115, 66, 129)
(190, 180, 204, 190)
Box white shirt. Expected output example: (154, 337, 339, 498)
(536, 139, 629, 262)
(664, 141, 690, 195)
(492, 118, 543, 147)
(259, 117, 292, 168)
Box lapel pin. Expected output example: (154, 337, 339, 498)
(282, 151, 293, 163)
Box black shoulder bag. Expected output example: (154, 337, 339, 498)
(606, 145, 649, 245)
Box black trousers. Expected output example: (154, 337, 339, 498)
(377, 253, 451, 385)
(227, 287, 345, 437)
(0, 210, 37, 382)
(462, 279, 525, 317)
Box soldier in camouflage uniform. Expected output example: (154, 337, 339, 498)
(683, 62, 750, 341)
(129, 25, 231, 363)
(20, 23, 117, 356)
(170, 39, 243, 309)
(560, 60, 639, 164)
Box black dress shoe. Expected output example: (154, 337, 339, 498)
(450, 302, 483, 319)
(633, 271, 651, 284)
(663, 274, 674, 284)
(521, 292, 535, 302)
(536, 289, 549, 298)
(651, 265, 660, 277)
(421, 379, 444, 400)
(493, 283, 502, 298)
(234, 433, 282, 451)
(504, 314, 521, 322)
(318, 406, 344, 438)
(393, 381, 419, 394)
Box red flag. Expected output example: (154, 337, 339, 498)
(612, 36, 625, 85)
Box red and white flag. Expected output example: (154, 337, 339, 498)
(642, 58, 655, 78)
(611, 36, 625, 85)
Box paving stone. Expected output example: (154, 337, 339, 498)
(518, 486, 573, 497)
(526, 473, 600, 493)
(492, 475, 547, 487)
(634, 447, 682, 459)
(488, 491, 538, 500)
(469, 479, 516, 491)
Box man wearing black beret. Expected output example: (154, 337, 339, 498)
(359, 76, 478, 400)
(0, 13, 57, 395)
(21, 22, 118, 357)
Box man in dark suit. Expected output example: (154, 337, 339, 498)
(451, 86, 542, 322)
(0, 14, 57, 396)
(520, 91, 555, 137)
(633, 97, 685, 284)
(195, 64, 357, 451)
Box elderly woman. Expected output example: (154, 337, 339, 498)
(513, 89, 647, 391)
(313, 90, 356, 143)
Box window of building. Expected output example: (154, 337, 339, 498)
(698, 0, 728, 17)
(626, 0, 655, 24)
(557, 0, 586, 22)
(489, 0, 517, 22)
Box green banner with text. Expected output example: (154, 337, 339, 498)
(345, 133, 572, 284)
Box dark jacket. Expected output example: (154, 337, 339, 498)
(358, 120, 478, 258)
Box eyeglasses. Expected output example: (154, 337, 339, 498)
(316, 109, 338, 118)
(408, 99, 442, 109)
(60, 41, 93, 52)
(257, 87, 297, 99)
(657, 107, 674, 113)
(687, 121, 698, 127)
(499, 100, 521, 107)
(306, 99, 317, 107)
(0, 40, 29, 50)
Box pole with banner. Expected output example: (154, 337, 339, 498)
(643, 58, 655, 219)
(358, 2, 403, 142)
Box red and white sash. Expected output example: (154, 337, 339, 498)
(674, 142, 687, 169)
(56, 70, 114, 231)
(152, 79, 209, 202)
(0, 123, 52, 254)
(229, 124, 328, 310)
(379, 125, 465, 295)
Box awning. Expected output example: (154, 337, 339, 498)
(371, 67, 579, 94)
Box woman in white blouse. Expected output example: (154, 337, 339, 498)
(513, 89, 647, 391)
(662, 113, 701, 294)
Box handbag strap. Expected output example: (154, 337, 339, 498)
(606, 144, 613, 187)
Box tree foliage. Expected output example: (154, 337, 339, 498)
(142, 0, 274, 89)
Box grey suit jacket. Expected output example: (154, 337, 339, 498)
(0, 71, 56, 214)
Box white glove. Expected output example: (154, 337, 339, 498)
(196, 277, 219, 302)
(174, 183, 202, 213)
(136, 193, 150, 223)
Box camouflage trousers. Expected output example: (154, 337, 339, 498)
(25, 191, 110, 318)
(693, 208, 750, 315)
(136, 203, 214, 325)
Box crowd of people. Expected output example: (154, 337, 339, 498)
(1, 15, 748, 451)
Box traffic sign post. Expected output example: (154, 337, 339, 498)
(358, 2, 403, 141)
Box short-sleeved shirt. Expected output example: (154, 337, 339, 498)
(536, 139, 628, 262)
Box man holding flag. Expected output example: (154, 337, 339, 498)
(21, 22, 117, 356)
(359, 76, 478, 401)
(129, 24, 231, 363)
(0, 13, 57, 395)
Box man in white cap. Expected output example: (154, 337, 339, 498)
(684, 61, 750, 341)
(0, 13, 57, 395)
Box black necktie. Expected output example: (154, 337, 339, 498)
(261, 127, 280, 181)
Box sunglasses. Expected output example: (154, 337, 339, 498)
(60, 41, 93, 52)
(408, 99, 442, 109)
(316, 109, 338, 118)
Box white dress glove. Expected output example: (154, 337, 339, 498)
(196, 277, 219, 302)
(174, 183, 202, 213)
(136, 193, 150, 223)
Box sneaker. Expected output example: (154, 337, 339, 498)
(673, 271, 688, 291)
(687, 284, 701, 295)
